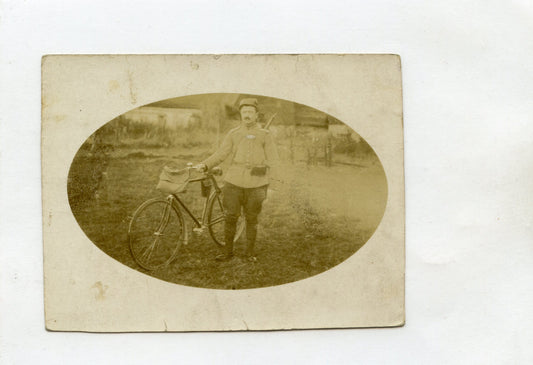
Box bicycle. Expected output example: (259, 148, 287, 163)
(128, 163, 245, 270)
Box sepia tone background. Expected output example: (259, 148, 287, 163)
(67, 93, 388, 289)
(42, 54, 404, 331)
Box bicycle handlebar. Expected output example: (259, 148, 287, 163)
(163, 163, 221, 177)
(188, 163, 223, 176)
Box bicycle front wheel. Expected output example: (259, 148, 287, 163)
(207, 190, 245, 247)
(128, 198, 184, 270)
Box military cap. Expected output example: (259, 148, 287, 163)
(239, 98, 259, 110)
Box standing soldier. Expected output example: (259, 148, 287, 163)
(197, 98, 279, 262)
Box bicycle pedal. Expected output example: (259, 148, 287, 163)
(192, 227, 205, 234)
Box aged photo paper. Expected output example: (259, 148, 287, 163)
(42, 54, 404, 331)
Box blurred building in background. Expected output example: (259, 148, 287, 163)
(123, 107, 202, 131)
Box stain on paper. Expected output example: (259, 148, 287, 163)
(91, 281, 108, 300)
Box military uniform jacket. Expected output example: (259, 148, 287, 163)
(202, 124, 279, 188)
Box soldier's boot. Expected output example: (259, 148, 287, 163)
(216, 219, 236, 261)
(245, 223, 258, 262)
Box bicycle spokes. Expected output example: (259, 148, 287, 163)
(208, 215, 225, 226)
(139, 236, 159, 262)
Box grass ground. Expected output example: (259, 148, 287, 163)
(68, 139, 387, 289)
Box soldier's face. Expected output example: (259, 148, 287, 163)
(240, 106, 258, 126)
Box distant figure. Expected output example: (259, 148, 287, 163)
(197, 98, 279, 262)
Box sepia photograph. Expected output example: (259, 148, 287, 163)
(67, 93, 388, 289)
(42, 54, 404, 331)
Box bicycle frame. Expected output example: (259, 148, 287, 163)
(167, 172, 222, 231)
(129, 166, 233, 269)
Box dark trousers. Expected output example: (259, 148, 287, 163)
(222, 182, 267, 255)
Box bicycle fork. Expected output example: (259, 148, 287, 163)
(153, 197, 189, 246)
(139, 202, 173, 262)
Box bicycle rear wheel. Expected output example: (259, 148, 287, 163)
(207, 190, 245, 247)
(128, 197, 184, 270)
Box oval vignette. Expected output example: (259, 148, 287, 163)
(67, 93, 388, 289)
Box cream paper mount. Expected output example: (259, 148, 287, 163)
(42, 54, 404, 332)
